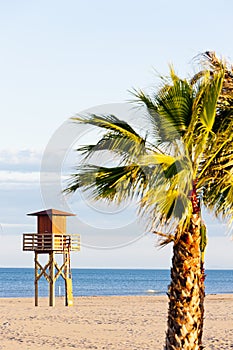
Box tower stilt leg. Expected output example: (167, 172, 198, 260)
(64, 252, 73, 306)
(35, 252, 39, 307)
(49, 252, 55, 307)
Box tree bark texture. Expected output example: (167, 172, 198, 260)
(165, 213, 204, 350)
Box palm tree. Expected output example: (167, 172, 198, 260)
(65, 54, 233, 349)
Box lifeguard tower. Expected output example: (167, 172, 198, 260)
(23, 208, 80, 307)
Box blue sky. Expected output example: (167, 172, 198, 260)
(0, 0, 233, 268)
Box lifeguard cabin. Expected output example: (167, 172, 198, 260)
(23, 208, 80, 307)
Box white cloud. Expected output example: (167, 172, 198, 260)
(0, 170, 40, 190)
(0, 148, 52, 189)
(0, 170, 39, 182)
(0, 148, 42, 172)
(1, 223, 34, 228)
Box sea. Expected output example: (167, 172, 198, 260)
(0, 268, 233, 298)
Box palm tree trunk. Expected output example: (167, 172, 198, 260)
(199, 222, 207, 347)
(198, 261, 205, 348)
(165, 213, 204, 350)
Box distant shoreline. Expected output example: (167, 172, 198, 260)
(1, 292, 233, 299)
(1, 267, 233, 270)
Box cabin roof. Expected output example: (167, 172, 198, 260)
(27, 208, 76, 216)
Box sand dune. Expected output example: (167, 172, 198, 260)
(0, 295, 232, 349)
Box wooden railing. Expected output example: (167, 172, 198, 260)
(23, 233, 80, 252)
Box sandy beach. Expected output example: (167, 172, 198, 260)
(0, 295, 232, 350)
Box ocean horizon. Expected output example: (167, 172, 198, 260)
(0, 268, 233, 298)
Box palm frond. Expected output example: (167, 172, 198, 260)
(132, 77, 194, 144)
(137, 153, 176, 167)
(72, 114, 143, 142)
(138, 152, 193, 232)
(186, 68, 225, 177)
(77, 132, 145, 164)
(64, 52, 233, 241)
(198, 122, 233, 223)
(72, 114, 146, 163)
(198, 69, 224, 132)
(202, 172, 233, 222)
(65, 164, 147, 204)
(192, 51, 233, 125)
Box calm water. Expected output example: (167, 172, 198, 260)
(0, 268, 232, 298)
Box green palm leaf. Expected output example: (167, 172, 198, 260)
(66, 53, 232, 232)
(199, 70, 224, 132)
(65, 52, 233, 349)
(132, 68, 194, 144)
(65, 164, 147, 203)
(72, 114, 146, 163)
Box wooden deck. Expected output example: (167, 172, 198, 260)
(23, 233, 80, 252)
